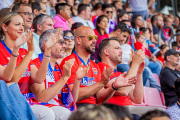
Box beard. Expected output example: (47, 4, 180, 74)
(83, 43, 96, 54)
(157, 23, 162, 29)
(109, 54, 122, 65)
(51, 48, 65, 58)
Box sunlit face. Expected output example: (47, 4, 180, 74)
(108, 40, 123, 64)
(118, 32, 129, 45)
(61, 5, 71, 20)
(115, 1, 122, 10)
(64, 32, 75, 50)
(81, 29, 97, 54)
(37, 3, 47, 16)
(51, 33, 67, 58)
(98, 17, 108, 30)
(4, 15, 24, 41)
(85, 6, 91, 20)
(136, 16, 144, 27)
(160, 47, 169, 56)
(50, 0, 57, 7)
(104, 7, 113, 19)
(137, 35, 145, 44)
(40, 18, 54, 34)
(18, 5, 33, 28)
(144, 30, 151, 40)
(167, 54, 180, 67)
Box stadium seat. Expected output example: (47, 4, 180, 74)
(143, 87, 166, 108)
(153, 73, 160, 86)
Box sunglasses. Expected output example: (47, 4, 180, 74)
(79, 35, 98, 40)
(64, 36, 74, 40)
(106, 11, 113, 14)
(59, 39, 66, 45)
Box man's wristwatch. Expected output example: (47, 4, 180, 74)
(112, 82, 119, 90)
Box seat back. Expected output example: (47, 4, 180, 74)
(161, 91, 165, 106)
(153, 73, 160, 86)
(144, 87, 163, 106)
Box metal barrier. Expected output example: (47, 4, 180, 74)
(158, 26, 176, 46)
(168, 33, 180, 49)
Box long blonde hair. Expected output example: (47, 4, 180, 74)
(0, 12, 19, 40)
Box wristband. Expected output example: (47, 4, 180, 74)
(11, 52, 19, 57)
(43, 54, 51, 59)
(112, 82, 119, 90)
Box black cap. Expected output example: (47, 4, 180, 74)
(164, 49, 180, 61)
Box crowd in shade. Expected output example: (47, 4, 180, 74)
(0, 0, 180, 120)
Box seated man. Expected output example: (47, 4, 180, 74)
(29, 29, 89, 119)
(60, 26, 135, 107)
(160, 49, 180, 106)
(98, 37, 145, 106)
(166, 77, 180, 120)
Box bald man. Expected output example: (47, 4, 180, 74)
(60, 26, 134, 107)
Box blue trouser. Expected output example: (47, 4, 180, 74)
(116, 64, 149, 85)
(0, 80, 36, 120)
(145, 57, 162, 76)
(132, 10, 149, 20)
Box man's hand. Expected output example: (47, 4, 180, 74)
(132, 50, 145, 66)
(26, 29, 35, 52)
(63, 59, 75, 78)
(100, 67, 114, 86)
(45, 33, 58, 50)
(76, 63, 90, 80)
(114, 72, 136, 88)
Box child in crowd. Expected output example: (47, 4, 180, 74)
(156, 44, 169, 67)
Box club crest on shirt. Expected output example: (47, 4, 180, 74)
(92, 67, 98, 75)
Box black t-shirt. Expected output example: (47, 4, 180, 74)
(160, 67, 180, 106)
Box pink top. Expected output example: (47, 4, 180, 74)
(53, 14, 69, 31)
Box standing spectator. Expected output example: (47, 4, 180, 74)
(54, 3, 71, 31)
(94, 15, 108, 37)
(125, 0, 155, 20)
(21, 15, 54, 59)
(73, 4, 95, 29)
(32, 2, 47, 17)
(166, 78, 180, 120)
(93, 4, 116, 34)
(160, 49, 180, 106)
(12, 3, 33, 33)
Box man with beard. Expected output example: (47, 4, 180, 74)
(60, 26, 136, 107)
(29, 29, 90, 120)
(160, 49, 180, 107)
(98, 37, 145, 106)
(152, 15, 165, 45)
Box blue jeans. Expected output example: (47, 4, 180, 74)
(148, 61, 162, 76)
(117, 64, 149, 85)
(144, 67, 161, 93)
(132, 10, 149, 20)
(0, 80, 36, 120)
